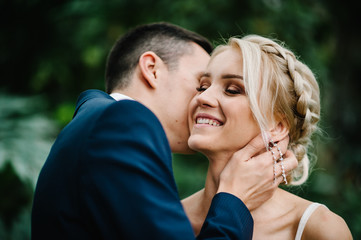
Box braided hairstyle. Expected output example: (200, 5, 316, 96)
(213, 35, 320, 185)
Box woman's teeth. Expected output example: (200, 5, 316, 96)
(196, 118, 221, 126)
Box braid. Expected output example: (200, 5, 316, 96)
(287, 54, 320, 184)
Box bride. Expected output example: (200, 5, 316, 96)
(182, 35, 352, 239)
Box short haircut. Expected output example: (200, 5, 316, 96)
(105, 22, 213, 93)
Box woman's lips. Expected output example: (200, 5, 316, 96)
(195, 113, 223, 126)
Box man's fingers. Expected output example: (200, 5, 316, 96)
(274, 175, 285, 186)
(272, 150, 298, 185)
(282, 150, 298, 172)
(246, 134, 289, 162)
(266, 135, 289, 161)
(276, 135, 290, 153)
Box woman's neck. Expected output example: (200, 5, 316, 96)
(183, 151, 233, 235)
(201, 151, 234, 213)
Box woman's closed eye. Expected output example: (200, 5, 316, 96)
(196, 83, 210, 92)
(225, 86, 244, 95)
(196, 86, 207, 92)
(197, 75, 211, 92)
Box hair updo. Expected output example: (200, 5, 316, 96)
(213, 35, 320, 185)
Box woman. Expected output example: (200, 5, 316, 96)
(182, 35, 352, 239)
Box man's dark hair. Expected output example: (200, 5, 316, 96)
(105, 22, 213, 93)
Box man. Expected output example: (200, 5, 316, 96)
(32, 22, 297, 239)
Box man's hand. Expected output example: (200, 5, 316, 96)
(217, 134, 298, 211)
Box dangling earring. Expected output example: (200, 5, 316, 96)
(268, 140, 287, 184)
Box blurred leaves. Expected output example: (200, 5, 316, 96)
(0, 93, 57, 186)
(54, 102, 75, 127)
(0, 163, 31, 226)
(0, 93, 57, 239)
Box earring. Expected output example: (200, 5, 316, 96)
(276, 145, 287, 185)
(268, 140, 277, 183)
(268, 140, 287, 184)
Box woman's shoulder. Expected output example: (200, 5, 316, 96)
(275, 188, 312, 213)
(275, 189, 352, 239)
(301, 203, 352, 240)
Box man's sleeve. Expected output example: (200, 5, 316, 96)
(198, 193, 254, 240)
(79, 100, 253, 239)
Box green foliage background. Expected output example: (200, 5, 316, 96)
(1, 0, 360, 239)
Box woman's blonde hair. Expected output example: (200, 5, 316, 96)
(212, 35, 320, 185)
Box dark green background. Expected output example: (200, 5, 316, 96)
(1, 0, 360, 239)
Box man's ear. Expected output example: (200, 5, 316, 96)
(269, 118, 289, 142)
(138, 51, 164, 89)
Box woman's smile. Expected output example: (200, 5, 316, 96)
(194, 113, 223, 127)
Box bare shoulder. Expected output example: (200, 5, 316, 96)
(302, 205, 352, 240)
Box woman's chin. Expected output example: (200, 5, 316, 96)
(188, 137, 212, 154)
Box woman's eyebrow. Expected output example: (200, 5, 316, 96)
(200, 72, 211, 78)
(221, 74, 243, 80)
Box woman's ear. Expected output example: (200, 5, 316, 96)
(138, 51, 163, 89)
(269, 118, 289, 142)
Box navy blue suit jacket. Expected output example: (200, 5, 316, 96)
(31, 90, 253, 239)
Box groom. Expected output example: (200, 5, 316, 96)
(31, 22, 297, 239)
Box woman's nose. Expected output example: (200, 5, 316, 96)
(196, 88, 217, 108)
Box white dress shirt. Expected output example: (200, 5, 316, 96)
(109, 93, 134, 101)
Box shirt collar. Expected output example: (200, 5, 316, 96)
(109, 92, 134, 101)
